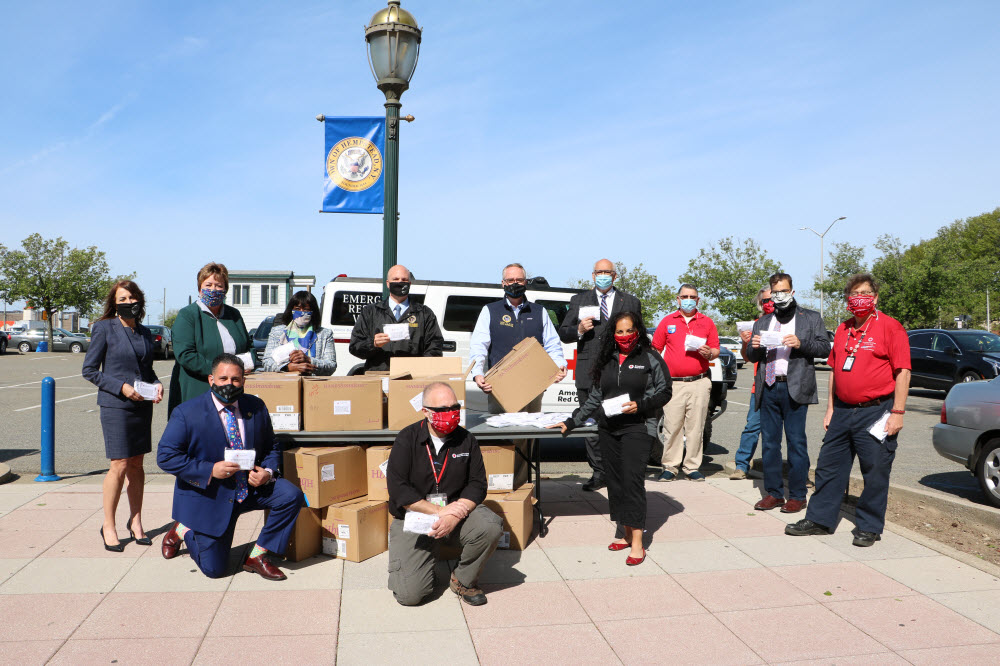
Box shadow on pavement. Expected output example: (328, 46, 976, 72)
(919, 470, 988, 504)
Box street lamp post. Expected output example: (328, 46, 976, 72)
(799, 216, 846, 323)
(365, 0, 422, 299)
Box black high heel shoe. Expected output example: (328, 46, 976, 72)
(127, 520, 153, 546)
(100, 526, 125, 553)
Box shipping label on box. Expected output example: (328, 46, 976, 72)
(483, 484, 535, 550)
(480, 443, 530, 494)
(321, 497, 389, 562)
(302, 377, 384, 431)
(484, 337, 560, 412)
(366, 445, 393, 501)
(283, 446, 367, 508)
(285, 507, 322, 562)
(245, 373, 302, 431)
(387, 376, 467, 430)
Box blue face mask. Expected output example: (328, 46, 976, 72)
(680, 298, 697, 313)
(291, 310, 312, 327)
(200, 288, 226, 308)
(595, 275, 613, 290)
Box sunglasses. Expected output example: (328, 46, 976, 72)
(761, 298, 773, 304)
(425, 404, 461, 412)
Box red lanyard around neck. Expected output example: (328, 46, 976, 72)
(425, 444, 448, 491)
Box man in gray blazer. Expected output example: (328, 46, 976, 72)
(558, 258, 642, 491)
(744, 272, 831, 513)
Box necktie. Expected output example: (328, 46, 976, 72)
(600, 293, 609, 322)
(394, 304, 402, 321)
(223, 406, 248, 502)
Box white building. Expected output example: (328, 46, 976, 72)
(227, 271, 316, 330)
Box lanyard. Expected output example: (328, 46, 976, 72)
(425, 444, 448, 493)
(844, 315, 875, 358)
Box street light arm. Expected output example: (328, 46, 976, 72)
(800, 227, 822, 238)
(821, 216, 847, 236)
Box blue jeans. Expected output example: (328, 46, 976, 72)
(759, 381, 810, 501)
(734, 398, 761, 472)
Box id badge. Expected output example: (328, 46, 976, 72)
(842, 356, 855, 372)
(426, 493, 447, 508)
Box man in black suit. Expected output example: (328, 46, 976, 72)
(744, 273, 831, 514)
(558, 258, 642, 491)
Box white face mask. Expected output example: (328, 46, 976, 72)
(292, 312, 312, 327)
(772, 291, 793, 305)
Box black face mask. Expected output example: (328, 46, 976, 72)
(210, 382, 244, 405)
(388, 281, 410, 298)
(116, 302, 142, 319)
(503, 282, 526, 299)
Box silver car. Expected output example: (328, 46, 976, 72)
(932, 376, 1000, 508)
(9, 327, 90, 354)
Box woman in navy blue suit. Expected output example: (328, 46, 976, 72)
(83, 281, 163, 551)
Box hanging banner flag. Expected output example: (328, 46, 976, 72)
(322, 116, 385, 214)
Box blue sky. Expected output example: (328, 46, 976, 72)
(2, 1, 998, 318)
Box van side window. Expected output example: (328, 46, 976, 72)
(329, 290, 424, 327)
(443, 296, 495, 332)
(536, 300, 570, 328)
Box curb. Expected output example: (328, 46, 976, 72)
(0, 464, 12, 485)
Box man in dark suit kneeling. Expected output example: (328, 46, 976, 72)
(157, 353, 300, 580)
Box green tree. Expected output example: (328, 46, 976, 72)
(0, 234, 120, 349)
(163, 309, 179, 328)
(678, 237, 780, 324)
(572, 262, 673, 326)
(812, 241, 868, 327)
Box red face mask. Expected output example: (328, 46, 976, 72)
(847, 295, 876, 319)
(428, 410, 461, 436)
(615, 331, 639, 355)
(762, 301, 775, 315)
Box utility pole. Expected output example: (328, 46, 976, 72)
(799, 216, 847, 324)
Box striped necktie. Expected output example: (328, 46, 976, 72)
(600, 293, 609, 322)
(223, 406, 248, 502)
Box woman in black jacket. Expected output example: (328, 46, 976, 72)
(548, 310, 672, 565)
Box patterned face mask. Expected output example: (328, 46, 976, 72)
(428, 409, 461, 435)
(847, 294, 876, 318)
(615, 331, 639, 354)
(201, 288, 226, 308)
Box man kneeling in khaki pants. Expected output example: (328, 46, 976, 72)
(385, 382, 502, 606)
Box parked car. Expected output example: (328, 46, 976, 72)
(251, 315, 277, 368)
(908, 329, 1000, 391)
(146, 325, 173, 359)
(9, 327, 90, 353)
(718, 346, 737, 388)
(0, 330, 8, 354)
(718, 336, 744, 368)
(933, 376, 1000, 508)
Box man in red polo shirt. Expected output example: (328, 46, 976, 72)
(651, 284, 720, 481)
(785, 273, 910, 547)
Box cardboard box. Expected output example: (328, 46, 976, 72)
(484, 337, 561, 412)
(285, 507, 322, 561)
(483, 484, 535, 550)
(283, 446, 367, 508)
(387, 376, 467, 431)
(390, 356, 464, 378)
(302, 377, 384, 431)
(321, 496, 389, 562)
(480, 443, 531, 494)
(244, 373, 302, 431)
(366, 445, 393, 501)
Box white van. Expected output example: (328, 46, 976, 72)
(318, 276, 728, 424)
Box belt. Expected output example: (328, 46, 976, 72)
(773, 375, 787, 383)
(836, 394, 893, 409)
(672, 372, 708, 382)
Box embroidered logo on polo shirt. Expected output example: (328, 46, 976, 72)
(667, 325, 676, 334)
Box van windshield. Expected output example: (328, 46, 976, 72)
(329, 290, 423, 327)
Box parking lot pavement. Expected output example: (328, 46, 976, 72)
(0, 474, 997, 664)
(0, 354, 987, 511)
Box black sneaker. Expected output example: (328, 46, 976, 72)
(853, 531, 881, 547)
(450, 575, 487, 606)
(784, 519, 831, 536)
(582, 476, 606, 492)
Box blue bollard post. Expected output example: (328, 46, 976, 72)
(35, 376, 61, 482)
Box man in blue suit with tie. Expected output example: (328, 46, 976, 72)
(157, 353, 301, 580)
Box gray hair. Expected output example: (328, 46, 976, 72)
(502, 263, 525, 280)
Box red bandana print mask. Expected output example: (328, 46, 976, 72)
(762, 301, 775, 315)
(847, 295, 876, 319)
(429, 410, 461, 435)
(615, 332, 639, 355)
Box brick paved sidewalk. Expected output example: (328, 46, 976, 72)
(1, 474, 998, 664)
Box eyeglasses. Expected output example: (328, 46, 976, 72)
(425, 404, 461, 412)
(502, 278, 526, 285)
(760, 298, 773, 304)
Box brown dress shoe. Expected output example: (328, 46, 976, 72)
(243, 554, 287, 581)
(754, 495, 785, 511)
(161, 521, 182, 560)
(780, 499, 807, 513)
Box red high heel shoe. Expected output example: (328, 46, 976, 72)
(608, 542, 629, 551)
(625, 549, 646, 566)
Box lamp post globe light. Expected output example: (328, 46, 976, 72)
(365, 0, 421, 298)
(799, 216, 846, 324)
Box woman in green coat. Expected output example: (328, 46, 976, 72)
(168, 262, 252, 417)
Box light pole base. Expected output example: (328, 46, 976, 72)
(35, 474, 62, 482)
